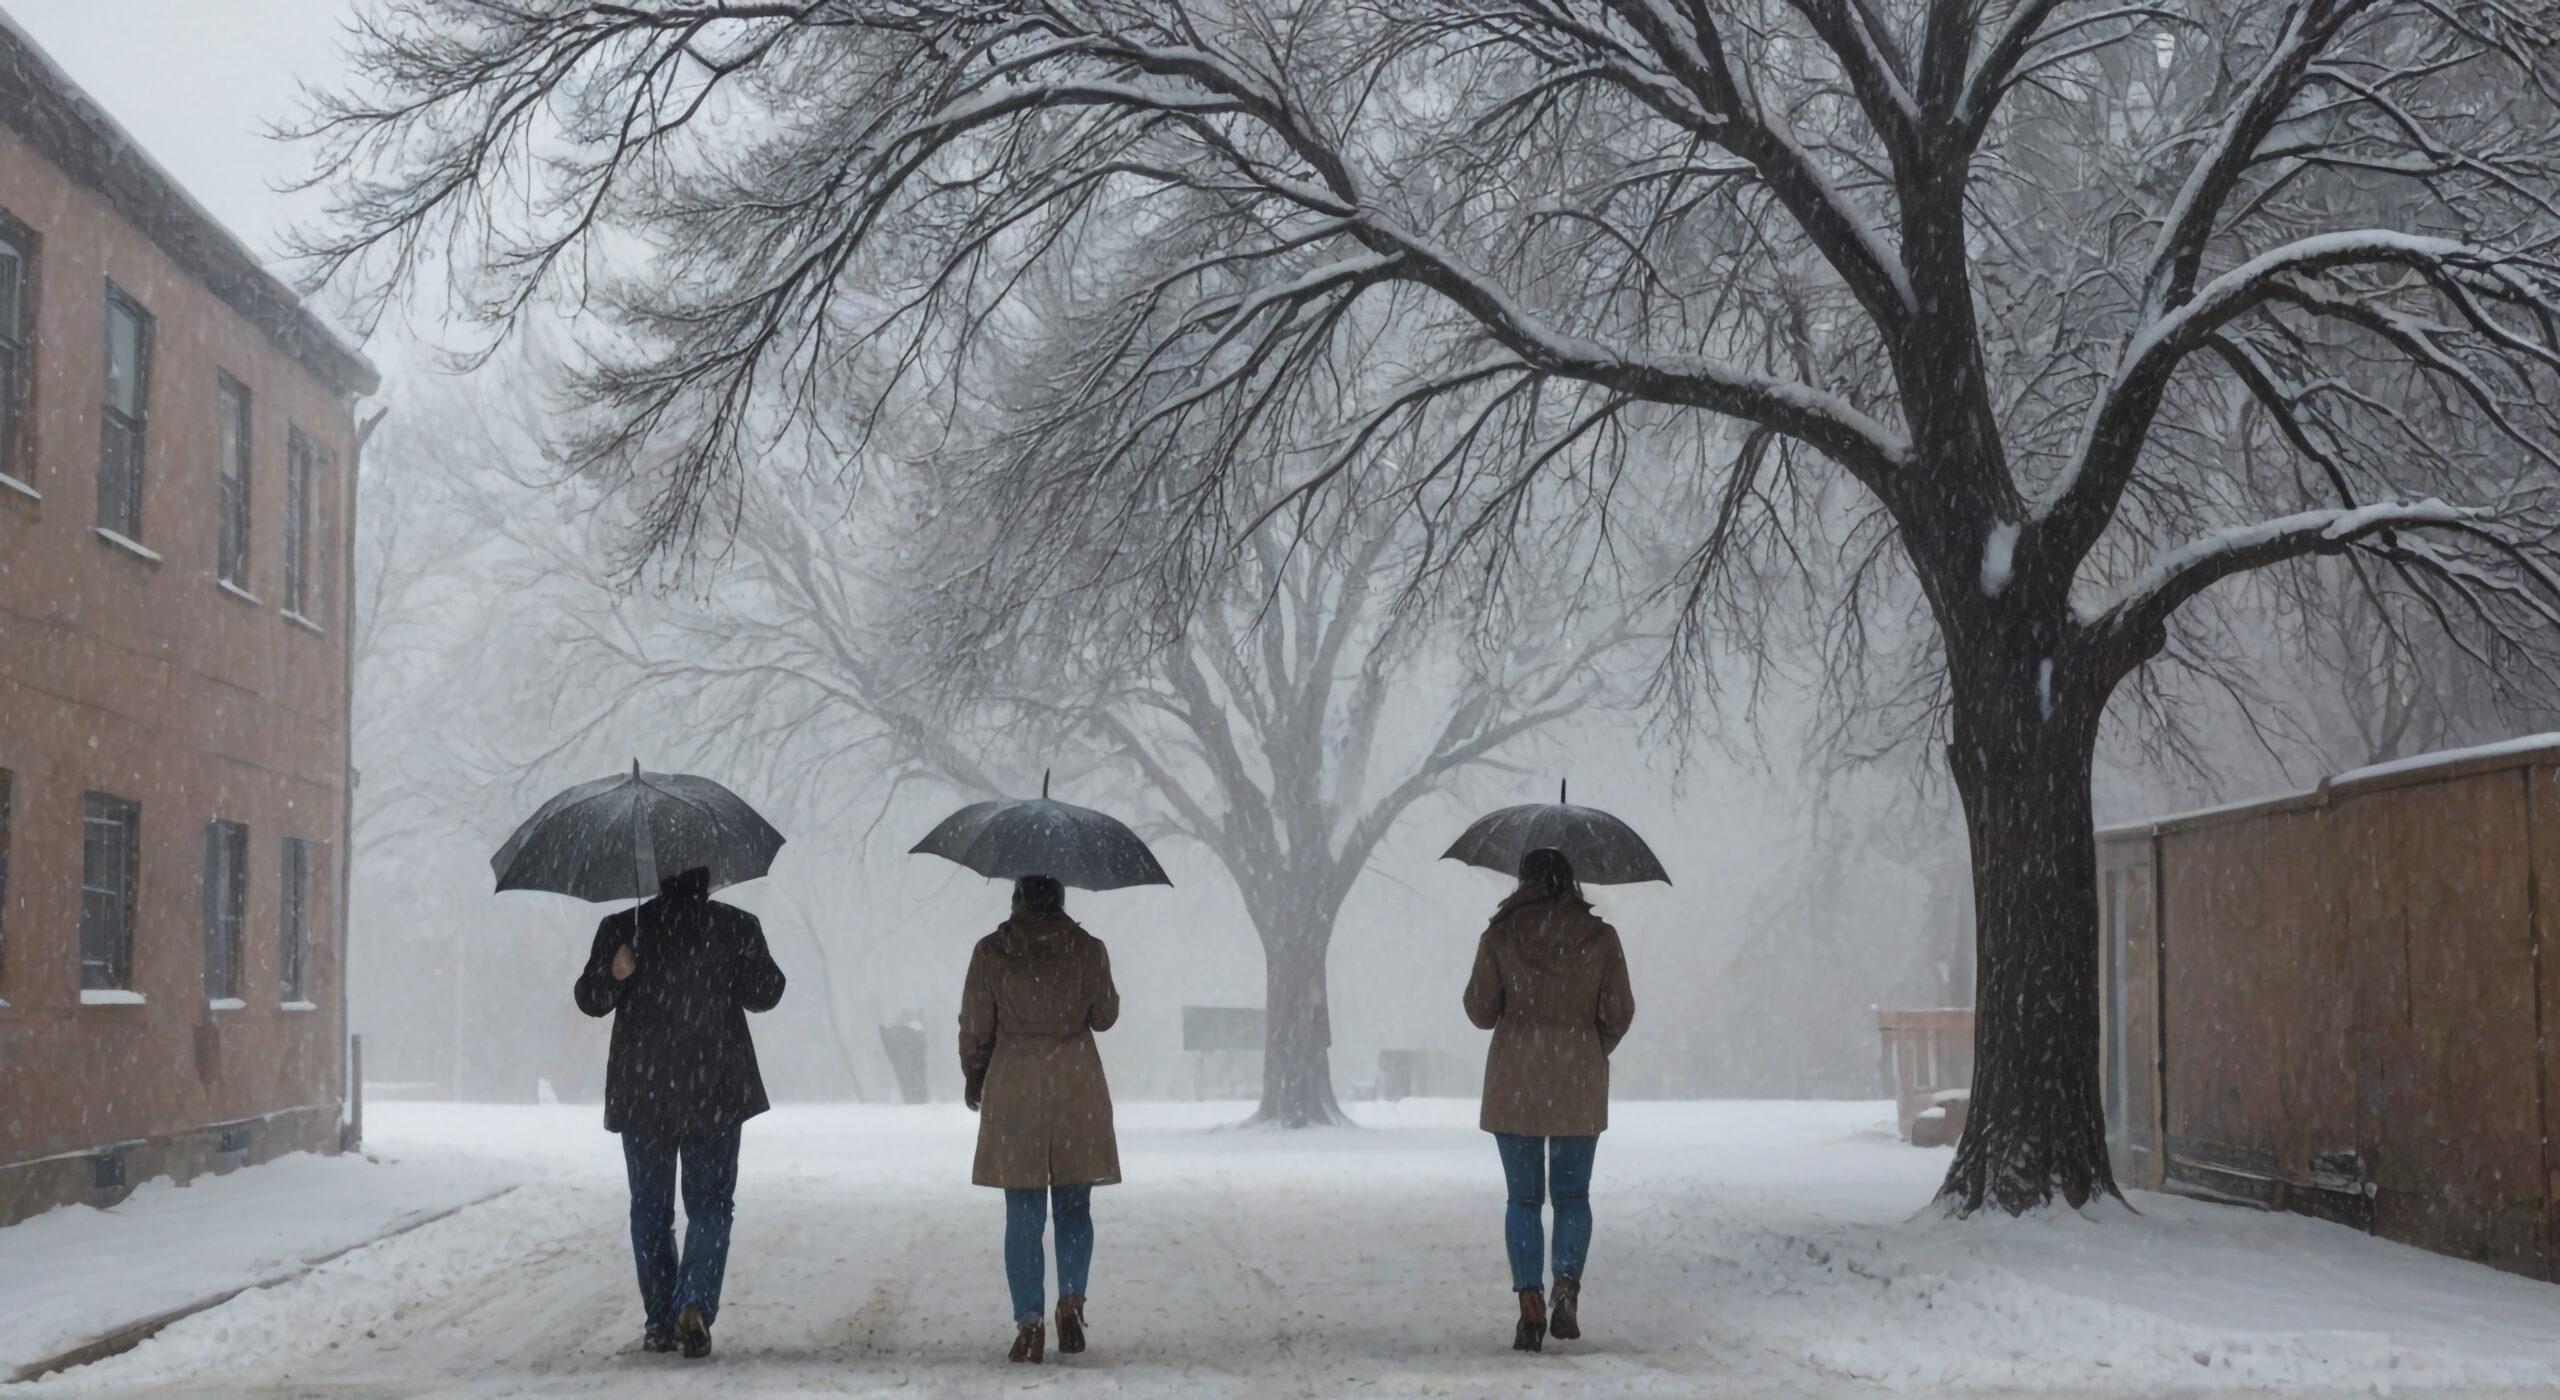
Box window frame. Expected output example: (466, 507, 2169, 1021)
(97, 281, 152, 541)
(283, 426, 312, 618)
(215, 372, 252, 588)
(0, 209, 34, 489)
(80, 792, 140, 992)
(203, 818, 247, 1003)
(278, 835, 310, 1004)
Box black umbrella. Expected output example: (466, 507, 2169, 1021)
(491, 761, 787, 902)
(910, 773, 1172, 892)
(1442, 780, 1671, 885)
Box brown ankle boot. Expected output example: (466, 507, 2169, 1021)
(1056, 1294, 1086, 1354)
(1009, 1320, 1045, 1364)
(1549, 1274, 1581, 1340)
(1513, 1288, 1546, 1352)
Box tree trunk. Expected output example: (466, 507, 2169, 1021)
(1250, 925, 1349, 1127)
(1936, 682, 2119, 1214)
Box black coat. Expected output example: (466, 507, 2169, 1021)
(573, 868, 787, 1137)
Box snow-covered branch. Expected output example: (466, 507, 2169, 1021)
(2042, 230, 2560, 565)
(2081, 499, 2497, 639)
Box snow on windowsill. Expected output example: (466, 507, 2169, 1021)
(208, 997, 246, 1012)
(280, 1000, 318, 1012)
(281, 610, 324, 635)
(79, 988, 146, 1005)
(94, 527, 163, 564)
(217, 579, 262, 606)
(0, 471, 37, 501)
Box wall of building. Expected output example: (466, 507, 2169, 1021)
(0, 121, 354, 1224)
(2101, 738, 2560, 1279)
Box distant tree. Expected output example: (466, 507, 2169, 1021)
(522, 455, 1639, 1126)
(303, 2, 2560, 1211)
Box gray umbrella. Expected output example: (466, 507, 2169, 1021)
(910, 773, 1172, 892)
(491, 762, 787, 902)
(1442, 780, 1671, 885)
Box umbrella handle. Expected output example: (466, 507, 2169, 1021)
(632, 812, 659, 939)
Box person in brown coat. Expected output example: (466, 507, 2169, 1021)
(1463, 846, 1635, 1352)
(958, 875, 1121, 1363)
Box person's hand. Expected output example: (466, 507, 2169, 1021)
(965, 1086, 982, 1113)
(611, 945, 636, 981)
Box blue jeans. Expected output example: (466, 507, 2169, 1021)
(622, 1125, 742, 1333)
(1494, 1132, 1596, 1293)
(1004, 1185, 1093, 1324)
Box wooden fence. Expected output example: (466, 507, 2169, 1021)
(2100, 735, 2560, 1276)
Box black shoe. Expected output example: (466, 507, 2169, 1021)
(675, 1304, 711, 1360)
(642, 1329, 677, 1354)
(1009, 1320, 1045, 1364)
(1056, 1294, 1086, 1355)
(1549, 1274, 1581, 1341)
(1513, 1289, 1546, 1353)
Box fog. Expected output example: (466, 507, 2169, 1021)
(10, 0, 2545, 1119)
(336, 342, 2525, 1112)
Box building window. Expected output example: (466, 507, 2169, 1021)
(216, 373, 251, 586)
(284, 427, 316, 619)
(98, 282, 151, 540)
(80, 792, 140, 990)
(203, 819, 247, 1002)
(0, 220, 29, 485)
(279, 836, 311, 1004)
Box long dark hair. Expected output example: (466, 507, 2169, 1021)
(1012, 875, 1067, 918)
(1516, 847, 1584, 905)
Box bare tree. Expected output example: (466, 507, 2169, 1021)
(1044, 523, 1631, 1126)
(302, 2, 2560, 1211)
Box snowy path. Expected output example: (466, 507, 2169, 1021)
(0, 1142, 522, 1380)
(19, 1099, 2560, 1397)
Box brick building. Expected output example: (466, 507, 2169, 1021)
(0, 16, 376, 1225)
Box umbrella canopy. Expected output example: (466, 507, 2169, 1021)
(491, 762, 786, 902)
(1442, 780, 1671, 885)
(910, 773, 1172, 892)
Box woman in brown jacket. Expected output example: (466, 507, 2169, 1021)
(1463, 847, 1635, 1352)
(958, 875, 1121, 1364)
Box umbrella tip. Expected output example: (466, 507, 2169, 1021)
(632, 758, 642, 779)
(1561, 777, 1568, 805)
(1043, 769, 1051, 800)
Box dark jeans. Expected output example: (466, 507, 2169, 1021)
(1003, 1184, 1093, 1325)
(1494, 1132, 1597, 1293)
(622, 1125, 742, 1334)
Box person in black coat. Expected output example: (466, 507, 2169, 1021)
(574, 865, 786, 1359)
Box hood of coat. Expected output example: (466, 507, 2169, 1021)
(1491, 890, 1604, 947)
(657, 866, 714, 903)
(993, 910, 1085, 958)
(1497, 885, 1592, 919)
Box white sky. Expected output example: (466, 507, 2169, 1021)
(6, 0, 361, 258)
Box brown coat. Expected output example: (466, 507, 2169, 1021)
(958, 914, 1122, 1188)
(1464, 893, 1635, 1137)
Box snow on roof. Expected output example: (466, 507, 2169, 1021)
(2102, 733, 2560, 838)
(2096, 785, 2320, 838)
(0, 11, 378, 397)
(2330, 732, 2560, 787)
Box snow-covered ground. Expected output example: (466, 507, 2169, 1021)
(13, 1099, 2560, 1397)
(0, 1138, 520, 1381)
